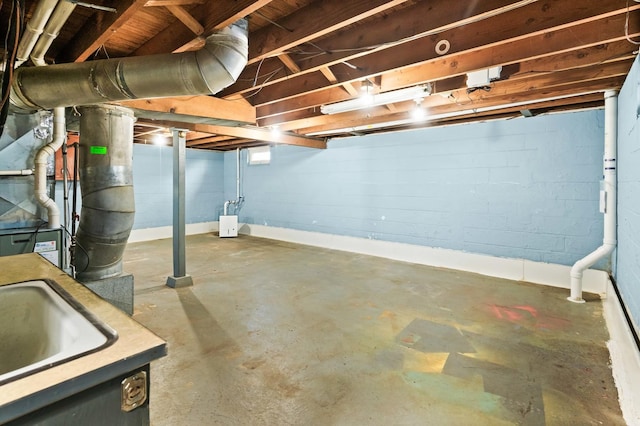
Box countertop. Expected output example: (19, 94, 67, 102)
(0, 253, 167, 423)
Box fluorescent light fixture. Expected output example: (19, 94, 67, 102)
(308, 91, 602, 137)
(321, 85, 431, 115)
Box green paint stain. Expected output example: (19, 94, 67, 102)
(90, 146, 107, 155)
(401, 371, 506, 416)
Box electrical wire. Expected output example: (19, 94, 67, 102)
(625, 0, 640, 46)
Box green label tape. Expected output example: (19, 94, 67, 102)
(90, 146, 107, 155)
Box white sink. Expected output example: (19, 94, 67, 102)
(0, 279, 117, 384)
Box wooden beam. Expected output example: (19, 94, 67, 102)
(190, 125, 326, 149)
(222, 0, 541, 96)
(145, 0, 204, 6)
(60, 0, 149, 62)
(279, 54, 301, 74)
(247, 0, 408, 65)
(248, 4, 639, 107)
(269, 54, 629, 132)
(222, 0, 636, 98)
(118, 96, 256, 124)
(187, 135, 236, 146)
(297, 76, 624, 135)
(134, 0, 273, 56)
(165, 5, 204, 35)
(320, 67, 358, 96)
(256, 10, 640, 119)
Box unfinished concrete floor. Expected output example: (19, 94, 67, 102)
(124, 234, 624, 425)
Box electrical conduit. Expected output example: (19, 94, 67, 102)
(569, 90, 618, 303)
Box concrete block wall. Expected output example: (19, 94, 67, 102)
(132, 144, 225, 229)
(616, 55, 640, 334)
(56, 143, 225, 231)
(226, 109, 606, 267)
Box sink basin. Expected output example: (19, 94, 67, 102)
(0, 279, 117, 385)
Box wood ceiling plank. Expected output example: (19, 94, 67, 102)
(165, 5, 204, 35)
(255, 10, 640, 119)
(222, 0, 627, 97)
(246, 2, 639, 106)
(196, 139, 263, 149)
(319, 67, 338, 83)
(118, 96, 256, 124)
(187, 135, 236, 146)
(136, 119, 326, 149)
(145, 0, 205, 6)
(297, 76, 625, 135)
(185, 131, 212, 140)
(247, 0, 409, 65)
(190, 125, 326, 149)
(320, 67, 358, 96)
(270, 56, 629, 131)
(134, 0, 273, 55)
(260, 41, 632, 129)
(60, 0, 149, 62)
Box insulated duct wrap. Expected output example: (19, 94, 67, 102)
(74, 105, 135, 281)
(10, 19, 248, 110)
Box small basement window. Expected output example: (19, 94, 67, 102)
(247, 146, 271, 165)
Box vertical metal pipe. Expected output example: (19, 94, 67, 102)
(173, 129, 186, 278)
(74, 105, 135, 281)
(167, 129, 193, 288)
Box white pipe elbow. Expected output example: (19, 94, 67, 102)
(34, 107, 65, 229)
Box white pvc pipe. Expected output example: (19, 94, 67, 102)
(34, 107, 65, 229)
(223, 148, 243, 216)
(0, 169, 33, 176)
(236, 147, 241, 201)
(14, 0, 59, 67)
(30, 0, 76, 66)
(569, 90, 618, 303)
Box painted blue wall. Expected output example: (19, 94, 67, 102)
(56, 143, 225, 230)
(226, 109, 606, 267)
(132, 144, 225, 229)
(615, 55, 640, 333)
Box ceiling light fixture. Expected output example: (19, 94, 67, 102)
(309, 91, 600, 137)
(152, 134, 168, 145)
(321, 84, 432, 115)
(410, 98, 426, 121)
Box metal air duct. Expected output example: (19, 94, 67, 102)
(10, 19, 248, 110)
(74, 105, 135, 281)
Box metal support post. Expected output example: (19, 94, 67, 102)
(166, 129, 193, 288)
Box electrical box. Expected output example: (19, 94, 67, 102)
(219, 215, 238, 238)
(466, 66, 502, 88)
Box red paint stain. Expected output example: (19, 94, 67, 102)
(488, 304, 569, 330)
